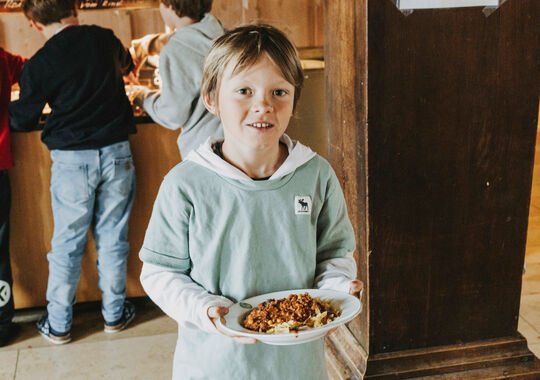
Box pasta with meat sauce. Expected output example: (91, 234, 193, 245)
(242, 293, 341, 334)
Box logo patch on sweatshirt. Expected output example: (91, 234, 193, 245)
(295, 196, 312, 215)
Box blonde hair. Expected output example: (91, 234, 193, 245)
(201, 24, 304, 111)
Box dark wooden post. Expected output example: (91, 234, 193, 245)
(324, 0, 540, 378)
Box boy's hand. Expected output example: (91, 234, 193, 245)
(326, 280, 364, 337)
(123, 71, 140, 86)
(207, 306, 258, 344)
(349, 279, 364, 298)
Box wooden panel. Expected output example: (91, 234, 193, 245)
(128, 7, 164, 39)
(78, 9, 132, 46)
(9, 125, 180, 308)
(0, 0, 323, 56)
(525, 107, 540, 261)
(0, 14, 46, 57)
(0, 9, 133, 57)
(324, 1, 369, 377)
(324, 0, 369, 348)
(212, 0, 323, 48)
(247, 0, 323, 48)
(211, 0, 246, 29)
(365, 335, 539, 378)
(367, 0, 540, 354)
(287, 68, 326, 157)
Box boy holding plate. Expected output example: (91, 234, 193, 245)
(139, 24, 363, 379)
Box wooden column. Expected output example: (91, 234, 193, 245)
(323, 0, 369, 379)
(324, 0, 540, 378)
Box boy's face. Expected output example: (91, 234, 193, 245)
(206, 54, 295, 151)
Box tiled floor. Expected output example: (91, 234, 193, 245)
(0, 298, 177, 379)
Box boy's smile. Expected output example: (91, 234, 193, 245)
(207, 53, 295, 153)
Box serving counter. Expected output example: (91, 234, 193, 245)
(9, 120, 180, 309)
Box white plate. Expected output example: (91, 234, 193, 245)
(216, 288, 362, 346)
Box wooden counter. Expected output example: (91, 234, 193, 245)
(9, 124, 181, 309)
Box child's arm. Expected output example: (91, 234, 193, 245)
(140, 262, 232, 333)
(132, 43, 202, 130)
(9, 59, 47, 132)
(139, 173, 232, 333)
(314, 168, 359, 293)
(129, 32, 173, 72)
(110, 33, 135, 77)
(4, 50, 26, 86)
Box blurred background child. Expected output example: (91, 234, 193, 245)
(10, 0, 137, 344)
(129, 0, 226, 158)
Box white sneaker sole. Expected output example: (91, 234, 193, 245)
(103, 311, 136, 334)
(38, 330, 71, 345)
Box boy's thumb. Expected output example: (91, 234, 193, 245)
(208, 306, 229, 319)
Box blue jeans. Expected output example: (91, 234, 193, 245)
(46, 141, 135, 333)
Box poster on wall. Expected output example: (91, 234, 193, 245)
(398, 0, 499, 9)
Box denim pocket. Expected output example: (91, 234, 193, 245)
(51, 162, 89, 203)
(112, 157, 135, 196)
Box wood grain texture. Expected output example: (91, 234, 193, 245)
(324, 0, 369, 349)
(364, 334, 539, 378)
(78, 9, 132, 46)
(0, 14, 46, 57)
(1, 0, 323, 57)
(367, 0, 540, 355)
(128, 7, 164, 39)
(212, 0, 323, 48)
(324, 0, 369, 377)
(9, 125, 180, 308)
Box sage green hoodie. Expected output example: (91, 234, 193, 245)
(140, 135, 357, 380)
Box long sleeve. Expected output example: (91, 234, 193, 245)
(130, 32, 173, 64)
(113, 34, 134, 76)
(140, 262, 232, 333)
(133, 40, 202, 130)
(314, 169, 357, 293)
(5, 50, 26, 85)
(9, 58, 47, 132)
(139, 172, 232, 332)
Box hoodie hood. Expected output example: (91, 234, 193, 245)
(184, 134, 317, 181)
(177, 13, 226, 42)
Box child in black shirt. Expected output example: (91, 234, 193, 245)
(10, 0, 137, 344)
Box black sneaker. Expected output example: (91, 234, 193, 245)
(0, 322, 20, 347)
(36, 315, 71, 344)
(104, 300, 135, 333)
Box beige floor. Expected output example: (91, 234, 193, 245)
(0, 298, 177, 380)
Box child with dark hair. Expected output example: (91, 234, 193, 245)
(129, 0, 225, 157)
(10, 0, 137, 344)
(139, 24, 363, 379)
(0, 47, 26, 347)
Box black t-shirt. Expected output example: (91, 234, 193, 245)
(10, 25, 136, 150)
